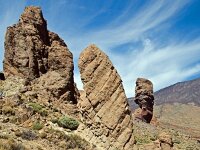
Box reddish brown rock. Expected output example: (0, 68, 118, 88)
(134, 78, 154, 123)
(78, 44, 134, 150)
(3, 6, 77, 103)
(4, 6, 49, 79)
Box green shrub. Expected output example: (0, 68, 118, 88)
(32, 122, 44, 130)
(28, 103, 42, 112)
(28, 103, 48, 116)
(57, 116, 79, 130)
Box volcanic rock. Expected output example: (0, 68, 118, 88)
(3, 6, 77, 103)
(78, 44, 134, 150)
(134, 78, 154, 123)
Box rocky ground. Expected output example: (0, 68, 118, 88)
(0, 78, 94, 150)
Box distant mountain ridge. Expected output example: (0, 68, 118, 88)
(128, 77, 200, 110)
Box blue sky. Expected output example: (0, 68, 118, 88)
(1, 0, 200, 97)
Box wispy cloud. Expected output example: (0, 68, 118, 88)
(66, 0, 190, 50)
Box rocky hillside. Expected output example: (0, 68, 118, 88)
(154, 78, 200, 106)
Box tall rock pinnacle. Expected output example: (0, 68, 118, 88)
(3, 6, 77, 103)
(78, 45, 135, 150)
(134, 78, 154, 123)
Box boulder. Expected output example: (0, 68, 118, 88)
(134, 78, 154, 123)
(78, 44, 134, 150)
(3, 6, 78, 103)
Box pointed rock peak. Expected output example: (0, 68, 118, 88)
(19, 6, 46, 26)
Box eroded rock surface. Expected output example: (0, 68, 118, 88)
(134, 78, 154, 123)
(78, 45, 134, 150)
(3, 6, 77, 103)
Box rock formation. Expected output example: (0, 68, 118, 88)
(78, 45, 135, 150)
(134, 78, 154, 123)
(3, 6, 77, 103)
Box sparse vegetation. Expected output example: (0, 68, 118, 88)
(133, 121, 159, 145)
(28, 102, 48, 116)
(32, 121, 44, 130)
(135, 135, 152, 144)
(65, 134, 89, 149)
(46, 128, 90, 150)
(57, 116, 79, 130)
(28, 103, 43, 112)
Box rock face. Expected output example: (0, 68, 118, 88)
(134, 78, 154, 123)
(3, 6, 77, 103)
(78, 45, 134, 150)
